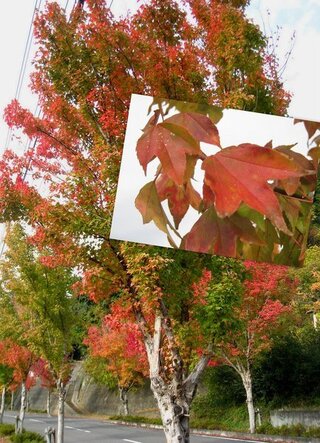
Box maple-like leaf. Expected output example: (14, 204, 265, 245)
(202, 143, 308, 234)
(136, 122, 200, 185)
(164, 112, 220, 146)
(294, 119, 320, 139)
(155, 173, 201, 228)
(135, 181, 168, 234)
(181, 207, 263, 256)
(274, 145, 316, 196)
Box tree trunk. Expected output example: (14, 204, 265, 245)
(0, 387, 6, 424)
(10, 390, 14, 410)
(150, 377, 191, 443)
(118, 386, 129, 416)
(26, 389, 29, 412)
(241, 371, 255, 434)
(47, 389, 51, 417)
(17, 381, 26, 434)
(57, 379, 66, 443)
(132, 310, 212, 443)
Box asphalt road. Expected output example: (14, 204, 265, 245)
(3, 412, 264, 443)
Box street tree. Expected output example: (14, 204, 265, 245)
(0, 224, 78, 442)
(84, 301, 148, 416)
(201, 261, 297, 433)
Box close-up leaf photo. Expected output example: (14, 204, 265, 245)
(111, 95, 320, 267)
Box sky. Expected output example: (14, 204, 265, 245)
(0, 0, 319, 246)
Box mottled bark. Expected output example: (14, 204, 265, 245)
(119, 386, 129, 416)
(57, 379, 66, 443)
(0, 387, 5, 424)
(47, 389, 51, 417)
(17, 382, 26, 434)
(10, 390, 14, 410)
(137, 314, 211, 443)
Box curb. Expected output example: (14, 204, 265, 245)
(106, 420, 320, 443)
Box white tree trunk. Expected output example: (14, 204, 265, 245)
(0, 387, 6, 424)
(26, 389, 29, 412)
(10, 390, 14, 410)
(17, 381, 26, 434)
(57, 380, 66, 443)
(241, 372, 255, 434)
(47, 389, 51, 417)
(119, 387, 129, 416)
(150, 377, 191, 443)
(141, 315, 210, 443)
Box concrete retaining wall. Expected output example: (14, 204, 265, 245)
(271, 410, 320, 429)
(24, 362, 159, 417)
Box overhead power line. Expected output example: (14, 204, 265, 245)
(4, 0, 43, 151)
(1, 0, 86, 260)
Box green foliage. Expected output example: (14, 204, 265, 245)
(253, 329, 320, 405)
(0, 423, 15, 436)
(199, 266, 245, 340)
(110, 409, 249, 432)
(10, 430, 45, 443)
(195, 366, 245, 408)
(0, 223, 80, 381)
(0, 364, 13, 387)
(190, 407, 248, 432)
(83, 356, 117, 389)
(109, 415, 162, 426)
(257, 423, 320, 438)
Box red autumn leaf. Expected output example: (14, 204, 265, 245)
(294, 119, 320, 139)
(186, 181, 202, 211)
(136, 122, 200, 185)
(156, 174, 189, 229)
(202, 182, 216, 209)
(202, 143, 308, 234)
(164, 112, 220, 146)
(274, 145, 316, 196)
(155, 173, 201, 228)
(135, 181, 169, 234)
(181, 207, 263, 257)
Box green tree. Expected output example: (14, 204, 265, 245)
(0, 224, 79, 443)
(0, 364, 13, 424)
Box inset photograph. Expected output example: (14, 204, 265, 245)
(110, 94, 320, 267)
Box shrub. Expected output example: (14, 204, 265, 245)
(0, 423, 15, 436)
(10, 430, 45, 443)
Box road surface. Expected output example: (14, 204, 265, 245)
(3, 412, 265, 443)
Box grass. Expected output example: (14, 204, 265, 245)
(109, 407, 249, 432)
(110, 407, 320, 439)
(0, 424, 45, 443)
(257, 422, 320, 438)
(109, 415, 162, 426)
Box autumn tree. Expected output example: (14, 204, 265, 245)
(84, 302, 148, 415)
(0, 363, 13, 424)
(0, 340, 35, 433)
(295, 246, 320, 329)
(200, 261, 296, 433)
(0, 224, 78, 443)
(28, 359, 56, 416)
(0, 1, 292, 441)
